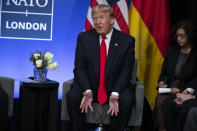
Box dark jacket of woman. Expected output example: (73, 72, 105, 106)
(159, 45, 197, 92)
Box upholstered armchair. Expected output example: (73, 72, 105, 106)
(0, 76, 14, 130)
(61, 59, 144, 130)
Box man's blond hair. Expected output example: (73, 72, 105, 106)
(91, 4, 114, 18)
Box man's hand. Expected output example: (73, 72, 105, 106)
(159, 81, 168, 88)
(80, 91, 93, 113)
(107, 95, 119, 116)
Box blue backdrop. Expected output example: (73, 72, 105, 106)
(0, 0, 90, 99)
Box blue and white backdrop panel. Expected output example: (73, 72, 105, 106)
(0, 0, 90, 99)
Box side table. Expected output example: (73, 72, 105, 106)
(19, 80, 59, 131)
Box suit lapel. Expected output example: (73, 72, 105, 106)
(91, 31, 100, 81)
(105, 29, 119, 79)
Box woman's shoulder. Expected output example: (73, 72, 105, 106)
(166, 46, 179, 55)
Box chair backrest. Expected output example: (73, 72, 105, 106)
(0, 76, 14, 117)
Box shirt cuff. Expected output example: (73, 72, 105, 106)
(185, 88, 195, 94)
(111, 92, 119, 96)
(85, 89, 92, 93)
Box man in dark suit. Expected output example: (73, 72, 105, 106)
(67, 4, 135, 131)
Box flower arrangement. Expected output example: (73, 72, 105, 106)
(30, 51, 58, 70)
(30, 51, 58, 81)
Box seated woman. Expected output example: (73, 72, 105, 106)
(155, 20, 197, 131)
(161, 20, 197, 131)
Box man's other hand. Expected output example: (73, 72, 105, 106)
(80, 91, 93, 113)
(107, 95, 119, 116)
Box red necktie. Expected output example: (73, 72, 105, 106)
(97, 35, 107, 105)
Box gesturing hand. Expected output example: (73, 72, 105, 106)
(80, 91, 93, 113)
(107, 95, 119, 116)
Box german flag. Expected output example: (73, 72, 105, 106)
(129, 0, 171, 109)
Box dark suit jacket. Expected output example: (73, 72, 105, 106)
(159, 46, 197, 92)
(72, 28, 135, 96)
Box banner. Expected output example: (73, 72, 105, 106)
(129, 0, 171, 109)
(0, 0, 54, 40)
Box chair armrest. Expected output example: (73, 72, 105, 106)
(128, 81, 144, 126)
(61, 79, 73, 120)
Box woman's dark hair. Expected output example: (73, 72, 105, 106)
(170, 20, 197, 46)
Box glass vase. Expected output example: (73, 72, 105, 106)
(34, 67, 48, 82)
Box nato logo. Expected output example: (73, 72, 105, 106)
(0, 0, 54, 40)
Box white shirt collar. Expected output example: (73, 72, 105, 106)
(99, 28, 113, 55)
(99, 28, 113, 40)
